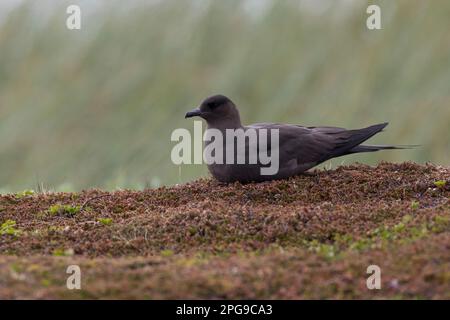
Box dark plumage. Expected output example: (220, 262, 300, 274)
(185, 94, 408, 183)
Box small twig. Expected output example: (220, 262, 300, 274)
(80, 194, 111, 211)
(79, 220, 99, 225)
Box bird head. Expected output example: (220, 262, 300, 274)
(185, 94, 241, 128)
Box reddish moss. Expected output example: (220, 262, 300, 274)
(0, 162, 448, 299)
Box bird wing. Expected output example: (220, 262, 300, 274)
(247, 122, 388, 166)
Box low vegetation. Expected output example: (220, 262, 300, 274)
(0, 162, 448, 299)
(46, 204, 81, 217)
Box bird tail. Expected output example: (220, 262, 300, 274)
(317, 122, 417, 162)
(324, 122, 389, 160)
(331, 122, 417, 157)
(348, 144, 418, 154)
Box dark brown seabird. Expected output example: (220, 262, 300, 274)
(185, 94, 407, 183)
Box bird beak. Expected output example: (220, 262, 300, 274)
(185, 108, 202, 118)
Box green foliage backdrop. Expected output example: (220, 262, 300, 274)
(0, 0, 449, 192)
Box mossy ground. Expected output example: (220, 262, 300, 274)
(0, 162, 449, 299)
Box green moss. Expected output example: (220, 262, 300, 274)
(15, 189, 35, 199)
(408, 225, 428, 238)
(348, 238, 375, 251)
(0, 220, 21, 236)
(47, 226, 66, 234)
(402, 215, 413, 223)
(10, 263, 24, 273)
(47, 204, 81, 217)
(430, 215, 450, 233)
(52, 248, 75, 256)
(98, 218, 113, 226)
(433, 180, 447, 188)
(160, 249, 174, 257)
(410, 201, 419, 210)
(304, 240, 337, 259)
(40, 279, 51, 287)
(330, 213, 445, 254)
(188, 226, 197, 236)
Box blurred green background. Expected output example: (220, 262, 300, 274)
(0, 0, 449, 192)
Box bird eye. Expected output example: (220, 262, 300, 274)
(208, 102, 218, 109)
